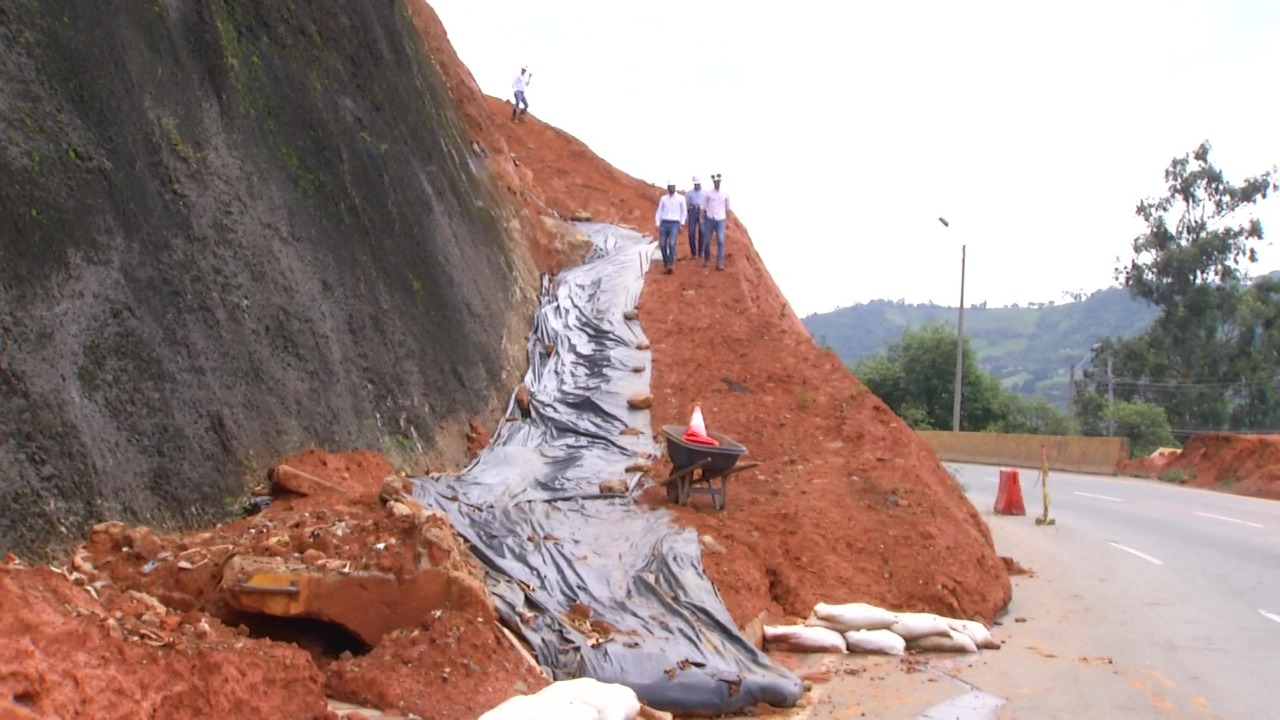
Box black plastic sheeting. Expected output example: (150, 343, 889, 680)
(410, 223, 802, 715)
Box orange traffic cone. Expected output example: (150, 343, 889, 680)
(993, 468, 1026, 516)
(682, 404, 720, 447)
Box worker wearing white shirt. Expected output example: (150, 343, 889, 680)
(654, 182, 687, 274)
(701, 173, 730, 270)
(685, 176, 706, 260)
(512, 66, 531, 121)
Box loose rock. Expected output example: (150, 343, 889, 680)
(627, 393, 654, 410)
(598, 479, 629, 495)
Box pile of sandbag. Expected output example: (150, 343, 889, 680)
(479, 678, 671, 720)
(763, 602, 999, 656)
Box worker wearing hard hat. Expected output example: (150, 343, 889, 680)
(685, 176, 705, 260)
(512, 66, 532, 121)
(654, 182, 687, 274)
(701, 173, 730, 270)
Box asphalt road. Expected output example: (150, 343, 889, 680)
(951, 461, 1280, 718)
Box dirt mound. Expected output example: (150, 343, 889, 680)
(5, 448, 543, 719)
(1160, 434, 1280, 499)
(1117, 453, 1177, 478)
(408, 20, 1011, 626)
(325, 612, 547, 720)
(0, 559, 329, 720)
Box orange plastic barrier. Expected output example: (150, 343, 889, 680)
(994, 467, 1026, 516)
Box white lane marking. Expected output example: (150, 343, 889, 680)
(1108, 542, 1164, 565)
(1193, 511, 1263, 528)
(1075, 491, 1123, 502)
(1260, 610, 1280, 624)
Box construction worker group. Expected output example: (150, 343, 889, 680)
(654, 174, 730, 274)
(508, 66, 730, 274)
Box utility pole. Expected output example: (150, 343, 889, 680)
(1067, 364, 1076, 415)
(952, 244, 966, 432)
(1107, 352, 1115, 436)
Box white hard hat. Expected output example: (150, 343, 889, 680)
(692, 176, 702, 184)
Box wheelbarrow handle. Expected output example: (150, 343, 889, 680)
(657, 458, 710, 486)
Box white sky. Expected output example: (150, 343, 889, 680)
(427, 0, 1280, 316)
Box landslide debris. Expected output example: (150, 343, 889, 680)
(1122, 433, 1280, 500)
(3, 449, 546, 720)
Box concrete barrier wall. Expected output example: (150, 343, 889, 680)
(918, 431, 1128, 475)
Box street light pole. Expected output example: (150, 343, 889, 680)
(953, 244, 966, 432)
(938, 217, 964, 432)
(1107, 352, 1115, 436)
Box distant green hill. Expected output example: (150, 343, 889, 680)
(803, 287, 1160, 408)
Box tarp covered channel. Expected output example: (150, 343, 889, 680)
(411, 223, 802, 715)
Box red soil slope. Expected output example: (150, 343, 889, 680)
(409, 6, 1012, 626)
(1159, 434, 1280, 499)
(2, 450, 546, 720)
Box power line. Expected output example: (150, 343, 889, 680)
(1080, 377, 1279, 389)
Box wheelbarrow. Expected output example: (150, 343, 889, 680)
(659, 425, 760, 510)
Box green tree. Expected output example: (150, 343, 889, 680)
(1092, 141, 1280, 433)
(1109, 400, 1177, 457)
(854, 324, 1006, 431)
(994, 395, 1075, 435)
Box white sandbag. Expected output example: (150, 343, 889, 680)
(946, 618, 999, 650)
(803, 615, 844, 632)
(909, 629, 979, 654)
(842, 629, 907, 655)
(889, 612, 952, 640)
(763, 624, 847, 653)
(811, 602, 899, 631)
(534, 678, 640, 720)
(479, 693, 601, 720)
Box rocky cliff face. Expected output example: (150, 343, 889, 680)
(0, 0, 538, 557)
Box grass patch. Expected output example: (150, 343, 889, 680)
(1157, 468, 1195, 485)
(1217, 472, 1238, 488)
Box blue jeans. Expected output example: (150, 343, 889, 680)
(658, 220, 680, 268)
(703, 218, 727, 265)
(687, 207, 703, 257)
(513, 90, 528, 117)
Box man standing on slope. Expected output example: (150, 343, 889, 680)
(701, 173, 730, 270)
(512, 66, 531, 121)
(685, 176, 705, 260)
(654, 182, 687, 274)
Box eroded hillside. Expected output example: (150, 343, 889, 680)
(409, 5, 1012, 625)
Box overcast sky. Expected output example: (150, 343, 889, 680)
(427, 0, 1280, 316)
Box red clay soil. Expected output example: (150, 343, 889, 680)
(409, 7, 1011, 627)
(1117, 453, 1176, 478)
(1157, 434, 1280, 500)
(4, 449, 544, 720)
(325, 612, 548, 720)
(0, 558, 330, 720)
